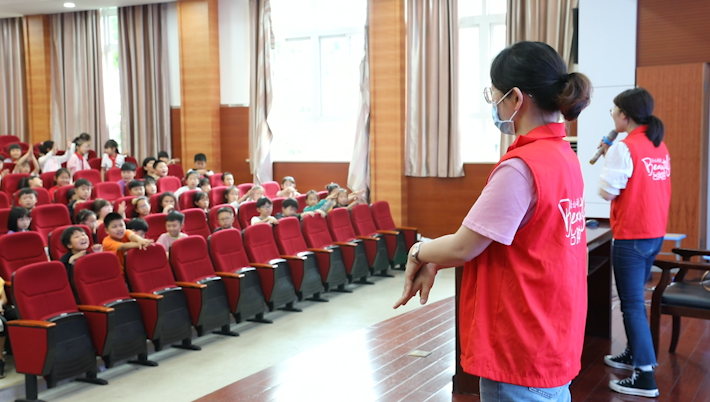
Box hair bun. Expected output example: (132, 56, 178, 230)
(556, 72, 592, 121)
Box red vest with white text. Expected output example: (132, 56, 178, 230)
(610, 126, 671, 240)
(460, 123, 588, 388)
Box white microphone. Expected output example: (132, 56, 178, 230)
(589, 130, 619, 165)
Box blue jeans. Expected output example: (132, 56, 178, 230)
(612, 237, 663, 367)
(480, 378, 571, 401)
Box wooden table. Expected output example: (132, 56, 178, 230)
(452, 224, 613, 395)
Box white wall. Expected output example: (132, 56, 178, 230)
(167, 1, 181, 107)
(218, 0, 251, 106)
(577, 0, 637, 218)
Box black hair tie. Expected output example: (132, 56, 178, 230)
(560, 73, 570, 83)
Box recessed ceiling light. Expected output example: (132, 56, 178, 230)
(64, 2, 76, 7)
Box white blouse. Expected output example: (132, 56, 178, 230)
(598, 142, 634, 196)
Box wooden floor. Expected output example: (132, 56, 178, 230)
(197, 296, 710, 402)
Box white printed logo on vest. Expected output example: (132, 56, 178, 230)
(641, 155, 671, 181)
(559, 197, 585, 246)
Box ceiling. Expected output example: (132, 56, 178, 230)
(0, 0, 173, 18)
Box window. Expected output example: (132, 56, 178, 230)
(269, 0, 366, 162)
(100, 8, 122, 149)
(458, 0, 506, 163)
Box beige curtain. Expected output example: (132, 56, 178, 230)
(50, 10, 108, 150)
(249, 0, 275, 184)
(405, 0, 463, 178)
(118, 4, 170, 161)
(500, 0, 576, 156)
(0, 18, 27, 141)
(347, 11, 370, 198)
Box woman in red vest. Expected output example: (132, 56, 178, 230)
(598, 88, 670, 398)
(394, 41, 591, 401)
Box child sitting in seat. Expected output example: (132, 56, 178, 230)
(157, 151, 180, 165)
(142, 157, 157, 179)
(19, 176, 43, 189)
(126, 218, 149, 238)
(303, 189, 337, 213)
(193, 191, 209, 214)
(175, 171, 200, 198)
(38, 139, 75, 173)
(49, 168, 72, 201)
(333, 188, 364, 211)
(132, 196, 151, 219)
(199, 177, 211, 193)
(76, 209, 98, 243)
(12, 148, 40, 175)
(251, 197, 278, 226)
(143, 176, 158, 197)
(3, 144, 22, 163)
(102, 212, 154, 275)
(6, 207, 31, 234)
(127, 180, 145, 197)
(118, 163, 136, 195)
(0, 160, 8, 184)
(67, 138, 91, 176)
(0, 274, 17, 378)
(213, 207, 236, 232)
(17, 188, 38, 213)
(153, 160, 169, 180)
(277, 176, 300, 198)
(275, 198, 323, 220)
(159, 192, 177, 214)
(157, 211, 188, 253)
(92, 199, 126, 224)
(68, 179, 92, 220)
(188, 153, 214, 177)
(59, 226, 102, 273)
(221, 172, 235, 187)
(101, 139, 125, 179)
(224, 186, 240, 208)
(235, 185, 264, 206)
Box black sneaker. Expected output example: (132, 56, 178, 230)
(0, 359, 5, 379)
(604, 348, 634, 370)
(609, 368, 659, 398)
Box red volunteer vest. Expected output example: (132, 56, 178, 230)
(460, 123, 588, 388)
(610, 126, 671, 239)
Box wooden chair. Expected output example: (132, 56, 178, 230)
(651, 248, 710, 357)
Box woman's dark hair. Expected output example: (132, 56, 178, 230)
(39, 140, 54, 155)
(7, 207, 30, 232)
(490, 41, 591, 121)
(193, 191, 208, 207)
(613, 88, 664, 147)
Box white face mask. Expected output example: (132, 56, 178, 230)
(491, 88, 521, 135)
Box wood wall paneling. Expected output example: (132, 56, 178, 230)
(22, 15, 52, 146)
(637, 1, 710, 67)
(273, 162, 349, 196)
(220, 106, 251, 184)
(177, 0, 222, 171)
(170, 107, 182, 165)
(636, 64, 709, 249)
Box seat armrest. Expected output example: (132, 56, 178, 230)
(356, 235, 379, 241)
(129, 292, 164, 300)
(397, 226, 418, 231)
(308, 248, 333, 253)
(671, 247, 710, 261)
(234, 267, 256, 274)
(377, 230, 399, 235)
(333, 241, 357, 247)
(216, 272, 246, 279)
(281, 254, 306, 261)
(175, 281, 208, 289)
(251, 262, 277, 269)
(77, 305, 115, 313)
(655, 260, 710, 272)
(7, 320, 56, 329)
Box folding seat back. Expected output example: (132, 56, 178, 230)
(14, 188, 52, 207)
(238, 201, 258, 229)
(54, 184, 75, 204)
(4, 142, 30, 154)
(48, 224, 93, 261)
(73, 200, 95, 221)
(1, 173, 30, 197)
(350, 204, 394, 274)
(125, 245, 195, 351)
(350, 204, 379, 237)
(0, 192, 8, 209)
(94, 182, 122, 202)
(317, 190, 328, 200)
(114, 196, 137, 219)
(262, 181, 280, 198)
(125, 156, 138, 166)
(244, 223, 281, 264)
(135, 166, 146, 179)
(105, 167, 122, 182)
(170, 236, 234, 336)
(274, 217, 309, 255)
(0, 208, 10, 235)
(88, 158, 101, 171)
(298, 215, 348, 291)
(40, 171, 56, 191)
(143, 213, 167, 241)
(324, 209, 372, 283)
(31, 204, 72, 244)
(209, 229, 252, 272)
(209, 186, 227, 208)
(97, 222, 108, 244)
(237, 183, 253, 197)
(327, 207, 358, 242)
(74, 169, 101, 185)
(178, 189, 200, 211)
(9, 261, 105, 396)
(167, 164, 184, 180)
(157, 176, 181, 193)
(208, 204, 239, 232)
(295, 194, 307, 212)
(0, 135, 20, 150)
(0, 232, 47, 301)
(87, 149, 97, 160)
(273, 217, 328, 299)
(72, 252, 155, 368)
(243, 224, 297, 310)
(3, 162, 14, 172)
(182, 208, 211, 239)
(272, 197, 285, 215)
(370, 200, 415, 266)
(301, 214, 334, 249)
(149, 192, 164, 214)
(209, 174, 223, 188)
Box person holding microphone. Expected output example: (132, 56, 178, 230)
(598, 88, 670, 398)
(394, 41, 591, 402)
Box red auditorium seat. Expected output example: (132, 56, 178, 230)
(74, 169, 102, 185)
(157, 176, 181, 193)
(0, 192, 8, 209)
(272, 197, 285, 215)
(125, 245, 200, 351)
(350, 204, 394, 276)
(3, 162, 14, 172)
(143, 213, 167, 241)
(0, 232, 47, 302)
(3, 141, 29, 154)
(125, 156, 138, 166)
(262, 181, 280, 198)
(209, 174, 223, 187)
(302, 214, 369, 285)
(47, 224, 93, 261)
(149, 192, 164, 214)
(170, 236, 238, 337)
(73, 200, 95, 221)
(13, 187, 51, 207)
(40, 171, 56, 191)
(105, 167, 122, 182)
(243, 223, 300, 312)
(30, 204, 72, 244)
(94, 181, 122, 202)
(209, 186, 227, 208)
(317, 190, 328, 200)
(208, 229, 270, 323)
(8, 261, 108, 400)
(73, 252, 158, 368)
(370, 200, 417, 268)
(274, 217, 342, 297)
(135, 166, 146, 179)
(0, 135, 20, 150)
(114, 196, 137, 219)
(87, 149, 97, 160)
(167, 164, 184, 180)
(1, 173, 30, 197)
(0, 208, 10, 236)
(329, 207, 389, 276)
(178, 189, 200, 211)
(237, 183, 253, 197)
(88, 158, 101, 171)
(295, 194, 307, 212)
(182, 208, 211, 239)
(54, 184, 75, 204)
(208, 204, 238, 232)
(238, 201, 258, 229)
(325, 209, 373, 284)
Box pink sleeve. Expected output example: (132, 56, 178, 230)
(67, 155, 78, 176)
(462, 158, 537, 246)
(156, 234, 169, 250)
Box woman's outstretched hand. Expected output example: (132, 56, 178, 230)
(393, 261, 438, 309)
